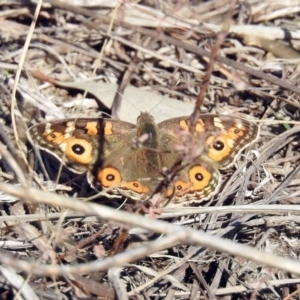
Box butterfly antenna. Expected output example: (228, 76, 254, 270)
(148, 77, 181, 114)
(111, 60, 143, 117)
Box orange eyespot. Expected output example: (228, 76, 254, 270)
(43, 131, 65, 143)
(206, 135, 232, 162)
(189, 166, 211, 190)
(97, 167, 121, 187)
(123, 181, 149, 194)
(65, 138, 93, 164)
(226, 126, 245, 140)
(173, 180, 193, 196)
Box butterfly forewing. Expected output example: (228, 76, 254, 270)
(28, 118, 135, 174)
(158, 114, 259, 169)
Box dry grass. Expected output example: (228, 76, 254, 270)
(0, 0, 300, 299)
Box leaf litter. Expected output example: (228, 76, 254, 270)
(0, 0, 300, 299)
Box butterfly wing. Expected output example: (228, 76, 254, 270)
(158, 114, 259, 169)
(28, 118, 136, 174)
(156, 114, 259, 205)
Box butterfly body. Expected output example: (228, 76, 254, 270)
(28, 112, 259, 206)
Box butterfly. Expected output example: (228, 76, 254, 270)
(28, 112, 259, 206)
